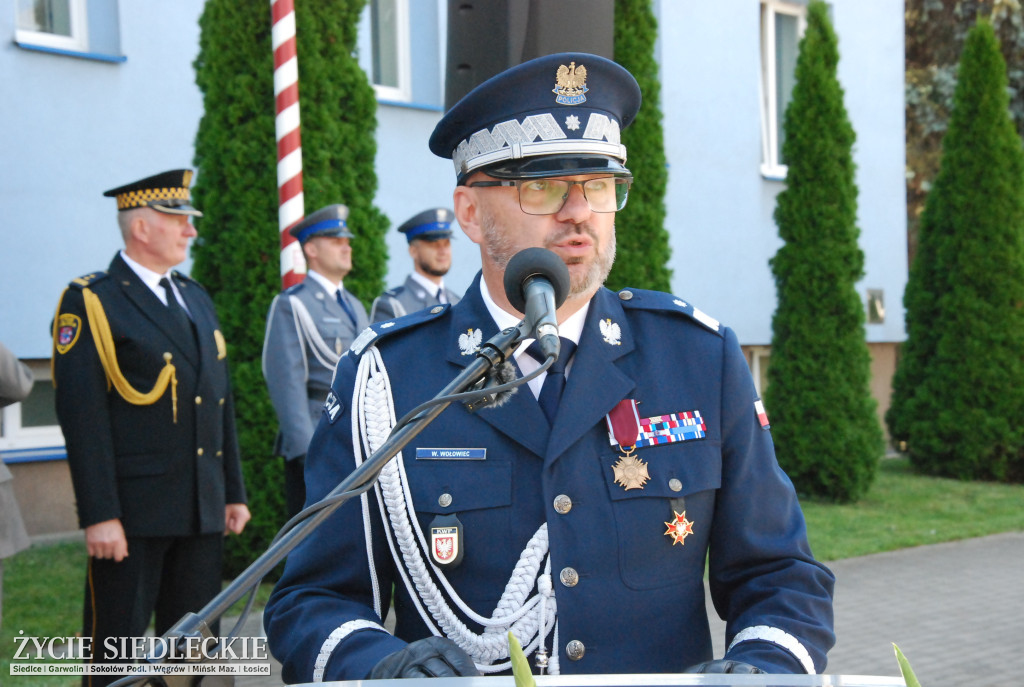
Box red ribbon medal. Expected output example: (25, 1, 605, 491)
(606, 399, 641, 451)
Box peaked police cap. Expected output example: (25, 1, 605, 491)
(430, 52, 641, 183)
(289, 204, 353, 243)
(103, 169, 202, 217)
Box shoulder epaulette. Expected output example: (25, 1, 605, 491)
(284, 280, 308, 295)
(382, 285, 405, 298)
(349, 303, 451, 356)
(69, 271, 108, 289)
(172, 270, 207, 292)
(614, 287, 724, 337)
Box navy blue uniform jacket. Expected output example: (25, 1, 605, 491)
(265, 274, 835, 681)
(53, 253, 246, 536)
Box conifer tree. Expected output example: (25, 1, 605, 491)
(764, 0, 882, 502)
(608, 0, 671, 292)
(887, 18, 1024, 482)
(190, 0, 388, 574)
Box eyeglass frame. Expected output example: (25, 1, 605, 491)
(465, 175, 634, 216)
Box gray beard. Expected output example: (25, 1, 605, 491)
(480, 213, 616, 299)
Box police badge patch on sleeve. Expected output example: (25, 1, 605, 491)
(324, 390, 343, 423)
(55, 313, 82, 355)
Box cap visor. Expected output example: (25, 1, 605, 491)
(476, 154, 631, 181)
(151, 203, 203, 217)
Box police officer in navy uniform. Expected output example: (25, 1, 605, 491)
(263, 204, 370, 517)
(370, 208, 462, 323)
(52, 169, 250, 685)
(265, 54, 835, 682)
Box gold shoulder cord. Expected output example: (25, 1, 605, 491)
(51, 287, 178, 422)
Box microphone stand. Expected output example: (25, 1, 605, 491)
(129, 322, 530, 687)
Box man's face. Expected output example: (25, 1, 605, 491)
(410, 238, 452, 278)
(138, 210, 198, 273)
(467, 173, 617, 304)
(306, 235, 353, 281)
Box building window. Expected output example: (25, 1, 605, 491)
(368, 0, 411, 102)
(867, 289, 886, 324)
(747, 346, 772, 396)
(759, 0, 806, 179)
(15, 0, 89, 52)
(0, 361, 65, 459)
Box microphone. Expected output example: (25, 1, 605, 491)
(503, 247, 571, 360)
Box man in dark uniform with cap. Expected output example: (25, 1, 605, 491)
(263, 204, 370, 517)
(265, 54, 835, 681)
(51, 169, 250, 685)
(370, 208, 462, 322)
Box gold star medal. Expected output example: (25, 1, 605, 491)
(606, 399, 648, 490)
(664, 510, 694, 545)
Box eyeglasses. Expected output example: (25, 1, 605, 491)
(467, 176, 633, 215)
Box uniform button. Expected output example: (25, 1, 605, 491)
(668, 478, 683, 492)
(195, 396, 202, 405)
(553, 494, 572, 514)
(430, 306, 444, 314)
(438, 493, 453, 508)
(559, 567, 579, 587)
(219, 398, 225, 405)
(565, 640, 585, 661)
(197, 448, 204, 456)
(618, 290, 633, 301)
(216, 450, 223, 457)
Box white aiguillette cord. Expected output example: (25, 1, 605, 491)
(352, 345, 560, 674)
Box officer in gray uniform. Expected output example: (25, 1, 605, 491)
(262, 204, 369, 517)
(370, 208, 461, 322)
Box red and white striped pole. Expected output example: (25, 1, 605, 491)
(271, 0, 305, 288)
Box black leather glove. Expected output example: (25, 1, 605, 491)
(369, 637, 480, 679)
(683, 659, 765, 674)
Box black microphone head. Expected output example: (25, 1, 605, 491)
(503, 247, 571, 314)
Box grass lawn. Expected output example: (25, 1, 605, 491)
(1, 457, 1021, 684)
(801, 457, 1024, 561)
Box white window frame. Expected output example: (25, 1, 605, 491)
(0, 361, 65, 453)
(748, 346, 772, 397)
(14, 0, 90, 53)
(367, 0, 412, 102)
(759, 0, 806, 179)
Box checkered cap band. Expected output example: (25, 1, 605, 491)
(115, 186, 191, 210)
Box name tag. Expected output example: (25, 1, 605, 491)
(323, 317, 341, 323)
(416, 448, 486, 460)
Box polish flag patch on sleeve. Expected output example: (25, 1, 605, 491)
(754, 399, 770, 429)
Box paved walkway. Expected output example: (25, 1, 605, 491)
(231, 532, 1023, 686)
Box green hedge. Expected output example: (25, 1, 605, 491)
(887, 19, 1024, 482)
(190, 0, 387, 578)
(608, 0, 671, 293)
(764, 1, 882, 502)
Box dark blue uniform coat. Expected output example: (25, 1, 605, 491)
(53, 253, 246, 535)
(265, 274, 834, 682)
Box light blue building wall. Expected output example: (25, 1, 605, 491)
(660, 0, 907, 347)
(1, 1, 207, 358)
(2, 1, 906, 483)
(2, 1, 906, 358)
(0, 0, 905, 532)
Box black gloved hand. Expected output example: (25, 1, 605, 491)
(683, 659, 765, 674)
(369, 637, 480, 679)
